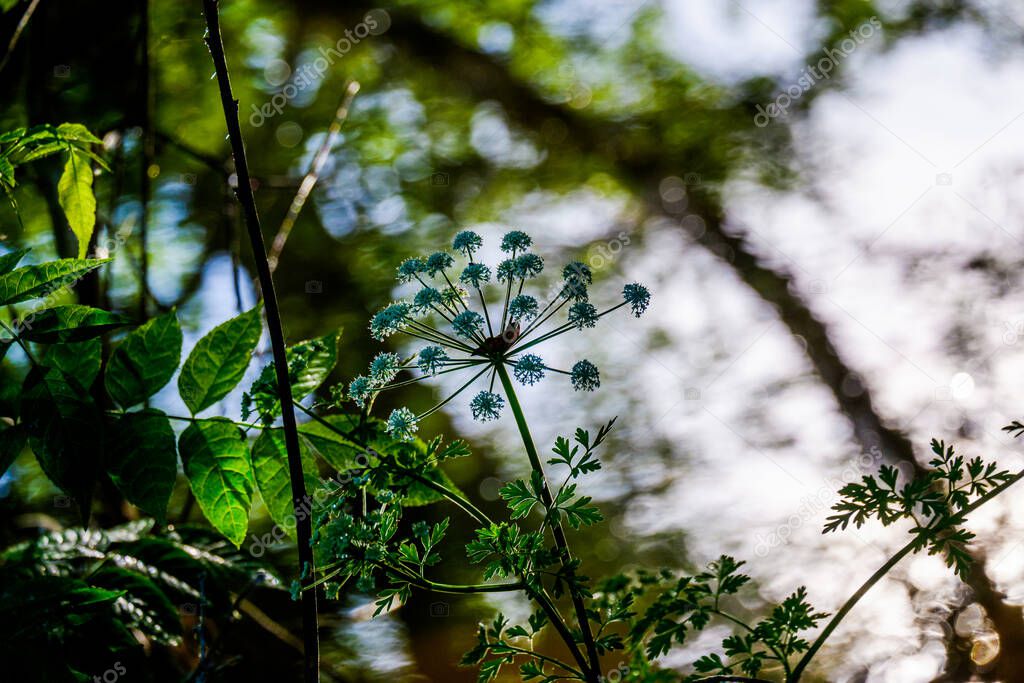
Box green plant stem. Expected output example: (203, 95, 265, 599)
(292, 401, 499, 526)
(418, 578, 524, 594)
(0, 320, 39, 366)
(385, 563, 524, 594)
(526, 585, 593, 678)
(710, 610, 786, 669)
(495, 363, 601, 682)
(501, 645, 584, 679)
(790, 468, 1024, 681)
(125, 411, 263, 431)
(290, 400, 591, 677)
(201, 3, 319, 680)
(268, 81, 359, 273)
(0, 0, 41, 75)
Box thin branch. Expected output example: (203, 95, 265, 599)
(201, 3, 320, 681)
(0, 0, 41, 75)
(138, 0, 152, 321)
(268, 81, 360, 273)
(791, 469, 1024, 680)
(156, 129, 229, 175)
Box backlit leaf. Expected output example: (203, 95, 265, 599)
(178, 418, 253, 546)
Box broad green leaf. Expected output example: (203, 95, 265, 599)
(56, 123, 103, 145)
(297, 415, 363, 471)
(0, 0, 20, 14)
(18, 304, 129, 343)
(242, 329, 342, 423)
(178, 419, 253, 546)
(109, 410, 177, 523)
(0, 247, 28, 274)
(178, 307, 261, 415)
(296, 415, 460, 505)
(402, 467, 463, 507)
(42, 339, 102, 387)
(20, 367, 102, 517)
(106, 310, 182, 408)
(0, 424, 26, 477)
(57, 149, 96, 258)
(0, 127, 25, 143)
(251, 429, 319, 538)
(15, 140, 63, 164)
(5, 125, 60, 164)
(0, 257, 108, 305)
(289, 330, 342, 400)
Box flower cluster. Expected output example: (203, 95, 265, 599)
(349, 230, 650, 440)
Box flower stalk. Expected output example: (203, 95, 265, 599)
(496, 362, 603, 681)
(336, 230, 649, 681)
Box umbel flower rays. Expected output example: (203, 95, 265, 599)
(350, 230, 650, 440)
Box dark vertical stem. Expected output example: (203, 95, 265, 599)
(138, 0, 151, 321)
(201, 3, 319, 681)
(495, 363, 601, 682)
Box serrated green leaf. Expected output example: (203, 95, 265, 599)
(561, 497, 603, 529)
(246, 329, 342, 421)
(57, 149, 96, 258)
(109, 410, 177, 523)
(18, 304, 129, 343)
(0, 257, 108, 305)
(289, 330, 341, 400)
(296, 415, 364, 471)
(478, 658, 505, 683)
(178, 307, 261, 414)
(0, 247, 28, 274)
(179, 419, 253, 546)
(251, 428, 319, 538)
(499, 479, 540, 519)
(402, 467, 463, 507)
(41, 338, 102, 388)
(56, 123, 103, 146)
(15, 140, 63, 164)
(0, 127, 25, 142)
(105, 309, 182, 408)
